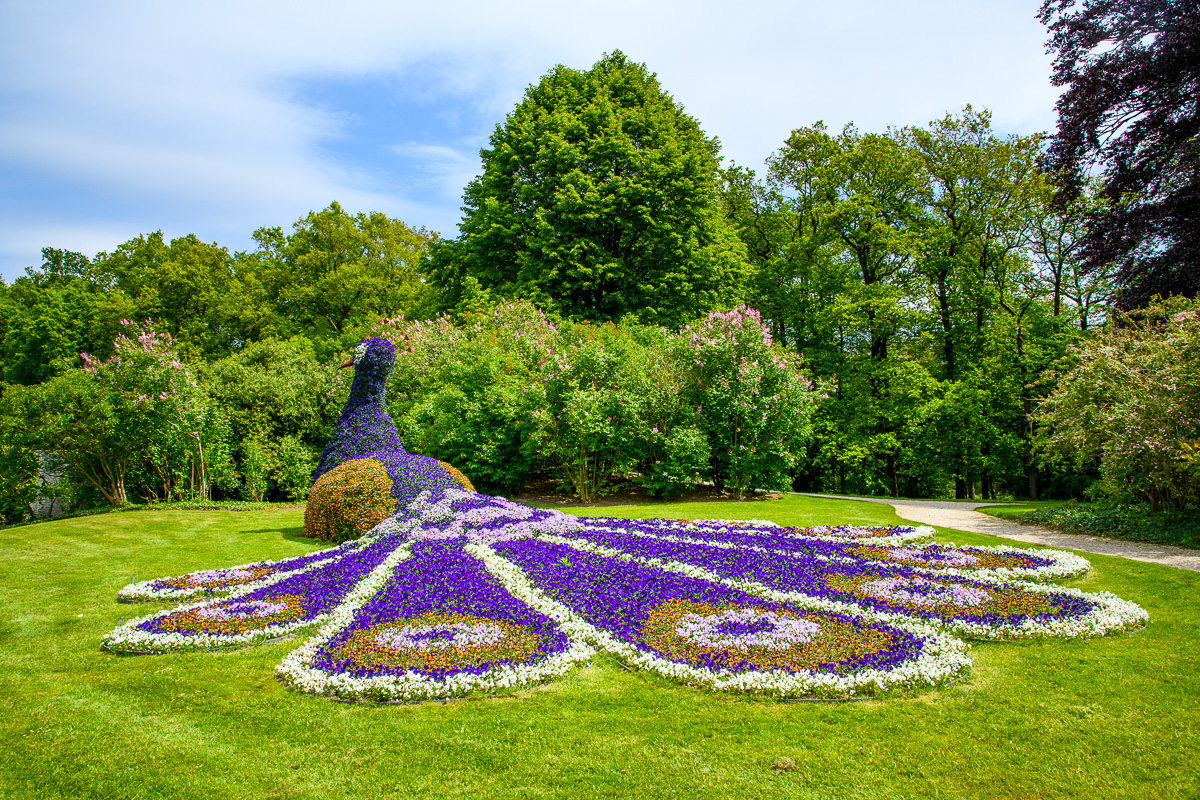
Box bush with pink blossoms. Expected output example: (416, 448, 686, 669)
(372, 302, 816, 501)
(29, 321, 234, 505)
(1035, 298, 1200, 511)
(679, 306, 816, 499)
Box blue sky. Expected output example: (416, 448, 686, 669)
(0, 0, 1059, 282)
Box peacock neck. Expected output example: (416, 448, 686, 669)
(341, 368, 387, 420)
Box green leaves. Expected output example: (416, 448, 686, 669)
(427, 51, 746, 328)
(1035, 298, 1200, 511)
(250, 202, 434, 353)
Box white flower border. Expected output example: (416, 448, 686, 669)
(104, 518, 421, 653)
(540, 534, 1147, 642)
(924, 541, 1092, 582)
(116, 546, 351, 602)
(477, 539, 970, 698)
(274, 542, 594, 702)
(669, 518, 937, 546)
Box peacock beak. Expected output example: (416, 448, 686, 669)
(339, 357, 354, 369)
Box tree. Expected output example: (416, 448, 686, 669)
(204, 337, 335, 444)
(0, 249, 132, 384)
(92, 233, 240, 358)
(1040, 0, 1200, 307)
(0, 384, 42, 522)
(426, 51, 747, 328)
(247, 202, 434, 357)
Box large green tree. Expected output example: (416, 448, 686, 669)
(246, 202, 434, 358)
(0, 249, 132, 384)
(426, 51, 746, 328)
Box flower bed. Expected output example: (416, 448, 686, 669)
(562, 517, 1089, 582)
(555, 521, 1138, 640)
(105, 487, 1147, 700)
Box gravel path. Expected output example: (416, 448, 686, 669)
(801, 493, 1200, 573)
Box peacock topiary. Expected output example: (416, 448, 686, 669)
(305, 338, 474, 542)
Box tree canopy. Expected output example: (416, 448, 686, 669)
(425, 51, 746, 328)
(1040, 0, 1200, 307)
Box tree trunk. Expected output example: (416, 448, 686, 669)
(955, 478, 966, 499)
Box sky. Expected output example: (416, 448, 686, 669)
(0, 0, 1060, 282)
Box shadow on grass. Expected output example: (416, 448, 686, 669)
(232, 526, 309, 543)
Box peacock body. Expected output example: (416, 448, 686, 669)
(306, 338, 471, 541)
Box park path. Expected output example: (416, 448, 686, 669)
(800, 493, 1200, 573)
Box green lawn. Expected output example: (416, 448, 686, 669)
(976, 501, 1061, 521)
(2, 496, 1197, 799)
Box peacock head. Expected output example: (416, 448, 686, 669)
(339, 338, 397, 385)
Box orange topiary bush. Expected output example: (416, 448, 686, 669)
(304, 459, 396, 542)
(437, 461, 476, 493)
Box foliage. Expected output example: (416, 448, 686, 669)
(376, 301, 814, 502)
(725, 108, 1087, 499)
(239, 437, 272, 503)
(1035, 298, 1200, 511)
(381, 304, 550, 495)
(1022, 503, 1200, 549)
(272, 435, 319, 502)
(203, 338, 337, 444)
(7, 73, 1159, 504)
(0, 249, 131, 384)
(246, 202, 435, 359)
(425, 51, 747, 328)
(89, 233, 241, 359)
(0, 384, 41, 522)
(680, 307, 814, 498)
(25, 321, 213, 505)
(1039, 0, 1200, 307)
(535, 320, 655, 502)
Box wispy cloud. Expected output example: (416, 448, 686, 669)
(0, 0, 1057, 279)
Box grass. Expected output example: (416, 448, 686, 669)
(1, 495, 1197, 799)
(976, 501, 1062, 522)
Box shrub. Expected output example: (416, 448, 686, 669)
(25, 320, 214, 506)
(273, 435, 318, 502)
(679, 306, 815, 498)
(536, 321, 653, 502)
(378, 304, 550, 495)
(239, 437, 271, 502)
(1035, 298, 1200, 511)
(1023, 503, 1200, 548)
(303, 458, 395, 542)
(369, 302, 816, 502)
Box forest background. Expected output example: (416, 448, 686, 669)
(0, 49, 1194, 525)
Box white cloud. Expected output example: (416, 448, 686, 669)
(0, 0, 1059, 280)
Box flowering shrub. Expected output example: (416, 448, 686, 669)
(379, 305, 549, 495)
(27, 320, 232, 505)
(535, 322, 653, 501)
(1035, 298, 1200, 510)
(680, 306, 815, 498)
(374, 302, 815, 501)
(304, 458, 397, 542)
